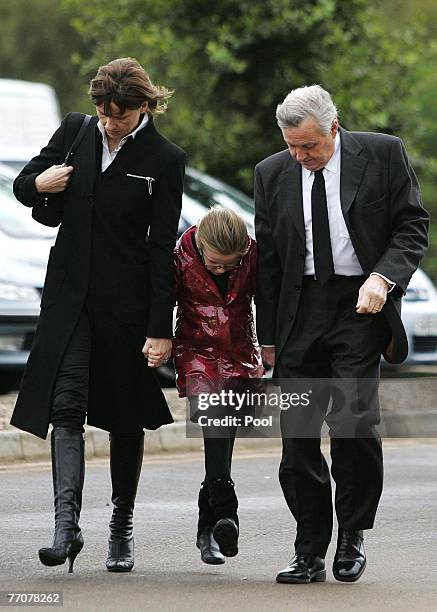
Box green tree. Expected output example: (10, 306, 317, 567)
(1, 0, 434, 275)
(0, 0, 90, 113)
(63, 0, 377, 189)
(62, 0, 437, 276)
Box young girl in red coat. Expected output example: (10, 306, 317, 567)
(173, 206, 263, 565)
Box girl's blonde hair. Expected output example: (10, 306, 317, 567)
(195, 206, 248, 255)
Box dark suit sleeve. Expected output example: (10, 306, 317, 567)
(147, 151, 186, 338)
(254, 165, 282, 345)
(13, 113, 80, 227)
(372, 138, 429, 292)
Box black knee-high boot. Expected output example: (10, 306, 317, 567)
(196, 481, 225, 565)
(197, 480, 214, 536)
(209, 476, 239, 557)
(106, 431, 144, 572)
(38, 427, 85, 573)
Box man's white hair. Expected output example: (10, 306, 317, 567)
(276, 84, 338, 134)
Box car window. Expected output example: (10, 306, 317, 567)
(0, 176, 57, 239)
(184, 168, 254, 215)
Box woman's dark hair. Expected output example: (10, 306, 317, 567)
(88, 57, 173, 116)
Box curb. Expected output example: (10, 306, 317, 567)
(0, 422, 281, 464)
(1, 379, 436, 463)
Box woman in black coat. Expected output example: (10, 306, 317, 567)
(10, 58, 185, 573)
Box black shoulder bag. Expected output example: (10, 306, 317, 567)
(31, 114, 92, 227)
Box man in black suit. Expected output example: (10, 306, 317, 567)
(254, 85, 428, 583)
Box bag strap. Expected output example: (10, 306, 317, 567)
(63, 114, 92, 165)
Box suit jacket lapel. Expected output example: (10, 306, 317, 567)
(280, 160, 305, 246)
(340, 128, 368, 215)
(275, 129, 366, 246)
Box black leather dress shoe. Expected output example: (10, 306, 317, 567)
(276, 553, 326, 584)
(196, 527, 225, 565)
(333, 529, 366, 582)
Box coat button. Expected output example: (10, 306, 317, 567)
(294, 284, 301, 290)
(288, 313, 294, 321)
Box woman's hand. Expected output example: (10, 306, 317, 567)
(142, 338, 172, 368)
(35, 164, 74, 193)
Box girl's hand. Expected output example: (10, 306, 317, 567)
(142, 338, 172, 368)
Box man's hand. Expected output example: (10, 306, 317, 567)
(142, 337, 172, 368)
(35, 165, 74, 193)
(261, 346, 276, 368)
(356, 275, 389, 314)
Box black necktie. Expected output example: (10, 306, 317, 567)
(311, 169, 334, 285)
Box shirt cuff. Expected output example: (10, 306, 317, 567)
(370, 272, 396, 293)
(261, 345, 275, 348)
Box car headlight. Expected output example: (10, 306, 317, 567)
(414, 315, 437, 336)
(0, 283, 40, 302)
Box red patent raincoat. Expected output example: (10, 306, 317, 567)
(173, 226, 263, 397)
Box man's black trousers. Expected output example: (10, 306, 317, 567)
(275, 275, 391, 558)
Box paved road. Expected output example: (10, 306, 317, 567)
(1, 442, 436, 611)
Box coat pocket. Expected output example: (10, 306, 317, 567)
(359, 194, 387, 210)
(126, 174, 156, 195)
(40, 247, 67, 309)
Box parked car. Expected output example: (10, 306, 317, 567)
(183, 166, 255, 235)
(0, 79, 61, 173)
(0, 163, 254, 392)
(0, 163, 56, 392)
(2, 158, 435, 393)
(395, 268, 437, 365)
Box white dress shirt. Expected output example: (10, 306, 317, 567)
(97, 113, 149, 172)
(301, 132, 394, 289)
(302, 133, 364, 276)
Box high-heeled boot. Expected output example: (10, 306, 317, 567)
(196, 481, 225, 565)
(106, 431, 144, 572)
(38, 427, 85, 573)
(210, 476, 239, 557)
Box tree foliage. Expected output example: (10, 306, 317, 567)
(62, 0, 373, 189)
(2, 0, 437, 276)
(0, 0, 90, 113)
(61, 0, 437, 276)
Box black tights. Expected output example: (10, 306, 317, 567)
(202, 426, 237, 482)
(188, 396, 238, 482)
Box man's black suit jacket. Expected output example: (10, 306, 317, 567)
(254, 127, 429, 364)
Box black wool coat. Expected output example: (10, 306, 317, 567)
(254, 128, 429, 365)
(10, 112, 186, 439)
